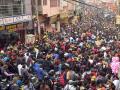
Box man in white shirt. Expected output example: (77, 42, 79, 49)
(17, 64, 22, 76)
(113, 77, 120, 90)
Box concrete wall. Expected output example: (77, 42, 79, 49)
(60, 0, 75, 13)
(67, 0, 75, 11)
(24, 0, 32, 15)
(42, 0, 60, 17)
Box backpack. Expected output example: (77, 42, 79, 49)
(59, 72, 66, 86)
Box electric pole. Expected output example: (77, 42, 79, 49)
(117, 0, 120, 39)
(35, 0, 41, 40)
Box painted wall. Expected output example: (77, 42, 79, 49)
(24, 0, 32, 15)
(42, 0, 60, 17)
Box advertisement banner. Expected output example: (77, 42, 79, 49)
(6, 25, 17, 32)
(22, 15, 32, 21)
(0, 15, 32, 26)
(0, 26, 5, 31)
(3, 17, 14, 25)
(14, 16, 23, 22)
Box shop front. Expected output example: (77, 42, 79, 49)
(34, 14, 60, 35)
(0, 25, 17, 48)
(0, 28, 10, 48)
(0, 15, 33, 47)
(38, 14, 48, 34)
(48, 14, 60, 33)
(33, 14, 48, 38)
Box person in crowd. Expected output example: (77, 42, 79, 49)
(0, 9, 119, 90)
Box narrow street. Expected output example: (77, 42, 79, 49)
(0, 0, 120, 90)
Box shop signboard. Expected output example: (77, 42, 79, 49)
(6, 25, 17, 32)
(14, 16, 23, 23)
(22, 15, 32, 21)
(0, 15, 32, 26)
(0, 26, 5, 31)
(3, 17, 14, 25)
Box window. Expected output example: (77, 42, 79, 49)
(0, 5, 12, 16)
(43, 0, 47, 5)
(0, 0, 25, 17)
(50, 0, 57, 7)
(13, 4, 22, 15)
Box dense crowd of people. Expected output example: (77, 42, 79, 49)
(0, 11, 120, 90)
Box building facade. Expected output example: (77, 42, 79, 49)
(60, 0, 79, 25)
(60, 0, 75, 22)
(0, 0, 33, 47)
(32, 0, 76, 33)
(0, 0, 32, 17)
(0, 0, 24, 17)
(32, 0, 60, 33)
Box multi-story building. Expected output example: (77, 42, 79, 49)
(32, 0, 76, 33)
(0, 0, 23, 17)
(32, 0, 60, 33)
(0, 0, 33, 46)
(0, 0, 32, 19)
(60, 0, 75, 23)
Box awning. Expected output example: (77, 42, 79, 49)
(50, 15, 59, 24)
